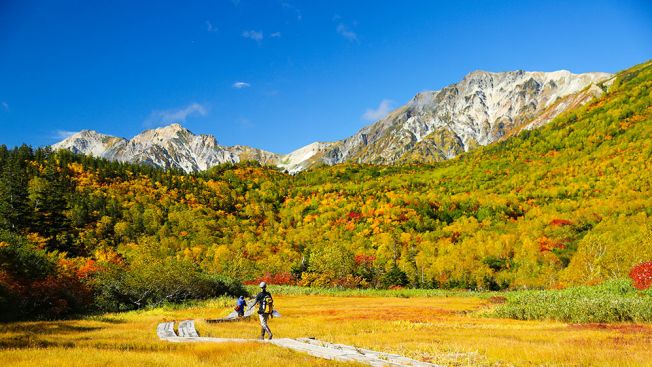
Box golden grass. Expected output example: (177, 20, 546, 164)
(0, 298, 359, 367)
(200, 295, 652, 366)
(0, 345, 359, 367)
(1, 294, 652, 366)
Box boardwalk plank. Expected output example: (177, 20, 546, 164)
(156, 322, 177, 338)
(296, 338, 441, 367)
(157, 319, 441, 367)
(178, 320, 200, 337)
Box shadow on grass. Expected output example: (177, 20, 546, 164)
(0, 322, 102, 335)
(0, 320, 181, 352)
(83, 315, 127, 324)
(0, 335, 75, 349)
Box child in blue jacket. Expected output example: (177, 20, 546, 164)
(235, 296, 247, 317)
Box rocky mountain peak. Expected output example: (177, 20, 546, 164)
(52, 124, 278, 173)
(53, 130, 127, 157)
(315, 69, 613, 167)
(52, 68, 614, 173)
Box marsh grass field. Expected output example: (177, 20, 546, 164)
(2, 286, 652, 367)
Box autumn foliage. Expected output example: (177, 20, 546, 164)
(629, 262, 652, 290)
(1, 60, 652, 319)
(245, 272, 296, 286)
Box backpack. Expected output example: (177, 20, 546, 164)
(262, 294, 273, 314)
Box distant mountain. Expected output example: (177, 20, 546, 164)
(53, 69, 613, 172)
(53, 124, 278, 173)
(314, 70, 612, 166)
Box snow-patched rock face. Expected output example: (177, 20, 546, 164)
(53, 124, 279, 173)
(320, 69, 612, 165)
(53, 69, 613, 173)
(277, 142, 336, 174)
(110, 123, 239, 172)
(52, 130, 127, 157)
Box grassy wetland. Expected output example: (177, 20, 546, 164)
(2, 286, 652, 367)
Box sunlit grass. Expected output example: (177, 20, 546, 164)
(201, 294, 652, 366)
(1, 292, 652, 366)
(0, 297, 358, 367)
(0, 345, 360, 367)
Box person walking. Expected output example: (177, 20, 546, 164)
(248, 281, 273, 340)
(235, 295, 247, 317)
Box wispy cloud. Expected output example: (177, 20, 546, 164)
(362, 99, 393, 121)
(230, 0, 240, 6)
(336, 23, 358, 42)
(144, 103, 208, 126)
(205, 20, 217, 32)
(281, 1, 302, 21)
(53, 130, 79, 140)
(232, 81, 251, 89)
(270, 32, 282, 38)
(1, 101, 8, 112)
(238, 117, 254, 128)
(242, 30, 263, 42)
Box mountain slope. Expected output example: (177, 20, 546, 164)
(53, 69, 612, 172)
(6, 59, 652, 308)
(314, 70, 612, 167)
(52, 130, 127, 157)
(277, 142, 336, 174)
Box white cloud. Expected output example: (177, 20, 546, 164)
(232, 81, 251, 89)
(54, 130, 79, 140)
(242, 30, 263, 42)
(362, 99, 393, 121)
(238, 117, 254, 128)
(270, 32, 282, 38)
(145, 102, 208, 126)
(205, 20, 217, 32)
(336, 23, 358, 42)
(1, 101, 8, 112)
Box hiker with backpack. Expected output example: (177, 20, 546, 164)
(248, 281, 273, 340)
(235, 295, 247, 317)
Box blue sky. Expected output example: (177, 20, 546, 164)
(1, 0, 651, 154)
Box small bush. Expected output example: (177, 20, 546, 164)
(494, 279, 652, 323)
(380, 264, 409, 289)
(630, 261, 652, 290)
(0, 231, 93, 320)
(92, 257, 245, 312)
(245, 272, 296, 286)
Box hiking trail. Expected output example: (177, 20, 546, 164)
(157, 320, 442, 367)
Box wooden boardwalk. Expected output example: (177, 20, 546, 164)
(157, 320, 443, 367)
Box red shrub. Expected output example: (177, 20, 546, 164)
(630, 262, 652, 290)
(76, 259, 99, 279)
(538, 236, 566, 252)
(354, 254, 376, 266)
(550, 218, 573, 226)
(332, 275, 368, 289)
(245, 272, 296, 286)
(347, 211, 362, 221)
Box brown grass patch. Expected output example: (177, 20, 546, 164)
(568, 323, 652, 334)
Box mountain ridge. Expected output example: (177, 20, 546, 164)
(53, 69, 613, 172)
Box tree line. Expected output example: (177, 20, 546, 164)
(1, 60, 651, 320)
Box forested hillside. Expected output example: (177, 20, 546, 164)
(1, 60, 651, 320)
